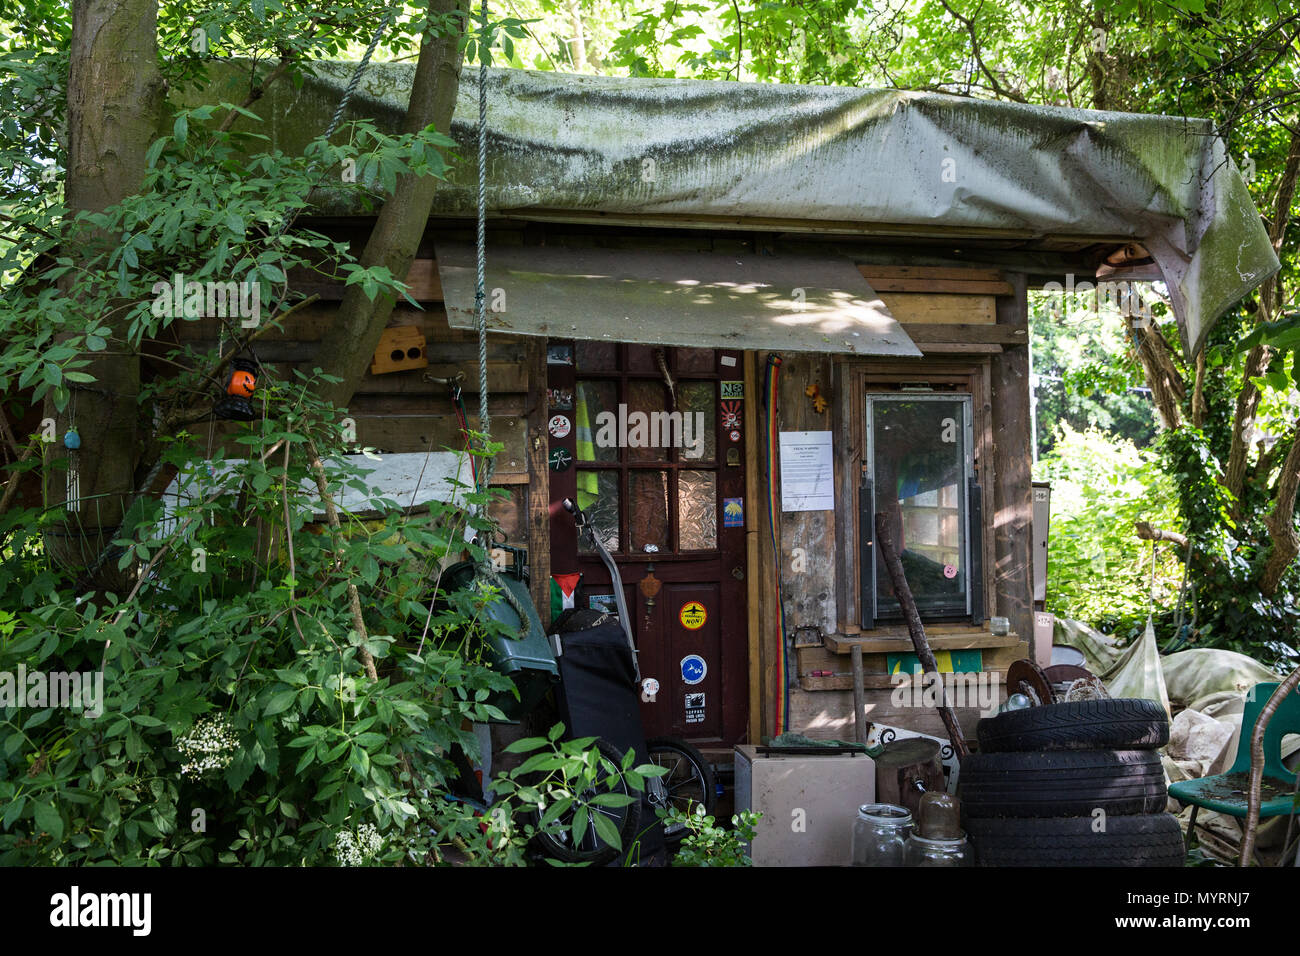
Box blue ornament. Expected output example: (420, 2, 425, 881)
(63, 429, 81, 450)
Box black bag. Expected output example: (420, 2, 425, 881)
(553, 619, 666, 863)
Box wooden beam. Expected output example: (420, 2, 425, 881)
(900, 323, 1027, 344)
(858, 265, 1007, 283)
(745, 349, 763, 744)
(524, 338, 551, 621)
(801, 668, 1013, 692)
(825, 630, 1022, 654)
(866, 277, 1014, 296)
(990, 273, 1035, 649)
(917, 343, 1003, 354)
(880, 293, 996, 325)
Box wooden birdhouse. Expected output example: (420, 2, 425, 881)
(370, 325, 429, 375)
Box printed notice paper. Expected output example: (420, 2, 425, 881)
(779, 431, 834, 511)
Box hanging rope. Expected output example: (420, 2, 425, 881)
(474, 0, 492, 492)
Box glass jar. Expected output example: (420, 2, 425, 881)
(903, 832, 972, 867)
(851, 803, 913, 866)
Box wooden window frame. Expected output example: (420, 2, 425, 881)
(833, 357, 996, 634)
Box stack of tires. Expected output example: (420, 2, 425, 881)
(959, 699, 1185, 866)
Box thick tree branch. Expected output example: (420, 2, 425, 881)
(1261, 430, 1300, 595)
(313, 0, 467, 411)
(936, 0, 1028, 103)
(1225, 128, 1300, 503)
(305, 441, 379, 682)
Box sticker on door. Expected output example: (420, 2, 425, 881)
(680, 654, 707, 685)
(679, 601, 707, 630)
(685, 692, 705, 724)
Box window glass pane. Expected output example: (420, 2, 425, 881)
(629, 470, 670, 554)
(676, 348, 714, 374)
(575, 380, 619, 462)
(872, 398, 967, 616)
(627, 379, 671, 462)
(677, 381, 716, 462)
(576, 469, 620, 553)
(575, 341, 616, 371)
(678, 470, 717, 551)
(626, 345, 658, 371)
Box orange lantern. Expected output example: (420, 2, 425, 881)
(215, 358, 258, 421)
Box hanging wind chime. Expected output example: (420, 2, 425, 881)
(64, 389, 81, 513)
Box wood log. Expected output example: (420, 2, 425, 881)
(874, 512, 970, 760)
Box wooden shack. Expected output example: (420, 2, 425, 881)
(172, 63, 1274, 754)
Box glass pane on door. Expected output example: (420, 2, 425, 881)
(678, 470, 717, 551)
(871, 397, 968, 617)
(629, 470, 670, 554)
(575, 381, 619, 463)
(677, 381, 716, 463)
(576, 469, 620, 553)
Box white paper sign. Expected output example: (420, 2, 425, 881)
(779, 431, 834, 511)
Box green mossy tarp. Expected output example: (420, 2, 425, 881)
(197, 62, 1279, 356)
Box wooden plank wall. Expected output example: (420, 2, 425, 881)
(774, 268, 1033, 741)
(161, 254, 539, 558)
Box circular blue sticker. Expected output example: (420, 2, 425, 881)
(680, 654, 707, 686)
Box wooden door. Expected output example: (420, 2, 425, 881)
(546, 342, 749, 746)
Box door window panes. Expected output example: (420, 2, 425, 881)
(576, 469, 620, 553)
(627, 379, 671, 462)
(629, 470, 670, 554)
(678, 470, 717, 551)
(869, 396, 970, 618)
(677, 381, 716, 463)
(575, 381, 619, 463)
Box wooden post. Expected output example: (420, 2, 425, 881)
(851, 642, 866, 745)
(745, 350, 763, 743)
(874, 512, 969, 760)
(524, 338, 551, 618)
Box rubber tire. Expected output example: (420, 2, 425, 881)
(644, 737, 717, 846)
(530, 737, 642, 866)
(965, 813, 1186, 867)
(977, 699, 1169, 754)
(959, 749, 1168, 818)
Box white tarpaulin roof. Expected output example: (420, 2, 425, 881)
(206, 62, 1279, 355)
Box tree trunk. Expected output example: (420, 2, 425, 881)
(46, 0, 164, 589)
(312, 0, 468, 412)
(1224, 128, 1300, 505)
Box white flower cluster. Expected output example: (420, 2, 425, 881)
(176, 714, 240, 780)
(334, 823, 383, 866)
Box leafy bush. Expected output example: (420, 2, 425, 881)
(0, 376, 644, 865)
(660, 803, 760, 866)
(1033, 423, 1184, 637)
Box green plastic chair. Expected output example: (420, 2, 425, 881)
(1168, 681, 1300, 860)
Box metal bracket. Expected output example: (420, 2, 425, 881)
(792, 625, 825, 649)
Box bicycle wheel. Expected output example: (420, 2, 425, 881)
(645, 736, 717, 846)
(530, 737, 642, 866)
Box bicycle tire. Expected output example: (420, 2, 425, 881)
(645, 736, 717, 846)
(530, 737, 642, 866)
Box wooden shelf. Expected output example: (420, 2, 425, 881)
(824, 627, 1022, 655)
(800, 667, 1012, 692)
